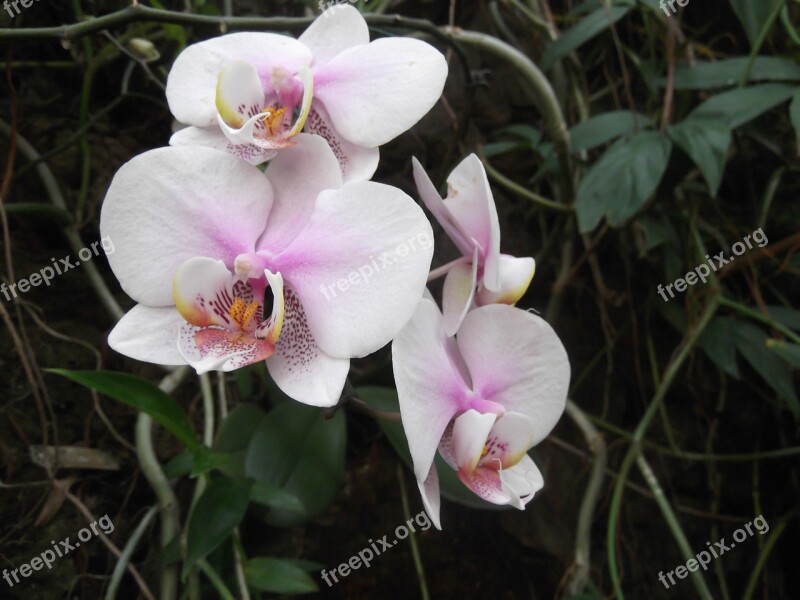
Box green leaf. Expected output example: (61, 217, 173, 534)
(357, 387, 501, 511)
(190, 446, 231, 478)
(766, 340, 800, 369)
(667, 118, 731, 195)
(497, 124, 542, 147)
(728, 0, 783, 47)
(480, 141, 528, 158)
(635, 212, 679, 252)
(250, 481, 305, 513)
(164, 450, 193, 480)
(184, 475, 252, 577)
(541, 5, 632, 69)
(570, 111, 653, 153)
(657, 57, 800, 90)
(790, 89, 800, 156)
(576, 131, 672, 232)
(735, 323, 799, 416)
(699, 317, 741, 379)
(244, 557, 319, 595)
(215, 404, 270, 480)
(244, 402, 345, 527)
(49, 370, 198, 450)
(765, 306, 800, 331)
(690, 83, 797, 129)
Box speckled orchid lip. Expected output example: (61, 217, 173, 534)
(215, 61, 314, 155)
(172, 257, 285, 374)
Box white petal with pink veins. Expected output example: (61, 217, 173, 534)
(173, 257, 246, 329)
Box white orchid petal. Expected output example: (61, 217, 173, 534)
(306, 104, 379, 182)
(456, 305, 570, 446)
(393, 299, 466, 482)
(266, 286, 350, 407)
(100, 146, 273, 307)
(108, 305, 185, 366)
(299, 4, 369, 66)
(274, 180, 433, 358)
(441, 246, 479, 336)
(313, 37, 447, 147)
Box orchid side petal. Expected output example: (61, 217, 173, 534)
(274, 180, 434, 359)
(412, 157, 472, 255)
(456, 305, 570, 446)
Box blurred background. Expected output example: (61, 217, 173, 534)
(1, 1, 798, 598)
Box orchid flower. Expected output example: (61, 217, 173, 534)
(392, 297, 570, 528)
(166, 5, 448, 182)
(413, 154, 537, 335)
(101, 134, 434, 407)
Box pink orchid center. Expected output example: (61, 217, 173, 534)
(172, 257, 286, 373)
(451, 409, 533, 476)
(215, 61, 313, 148)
